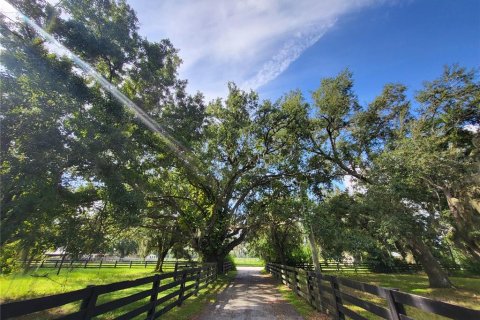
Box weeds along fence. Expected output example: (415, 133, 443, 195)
(266, 263, 479, 320)
(1, 264, 221, 319)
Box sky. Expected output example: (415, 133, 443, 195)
(129, 0, 480, 103)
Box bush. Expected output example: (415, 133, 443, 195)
(0, 242, 21, 274)
(225, 254, 237, 271)
(364, 251, 418, 273)
(460, 258, 480, 275)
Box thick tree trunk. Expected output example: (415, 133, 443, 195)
(203, 254, 227, 273)
(307, 224, 322, 272)
(195, 227, 247, 274)
(155, 248, 169, 272)
(408, 236, 452, 288)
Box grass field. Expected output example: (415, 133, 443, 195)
(233, 257, 264, 266)
(0, 268, 236, 319)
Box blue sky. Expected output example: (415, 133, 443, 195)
(129, 0, 479, 104)
(259, 0, 480, 104)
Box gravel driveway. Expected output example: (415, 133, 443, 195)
(195, 266, 304, 320)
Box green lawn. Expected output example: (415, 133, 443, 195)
(0, 268, 236, 319)
(0, 268, 156, 302)
(233, 257, 264, 267)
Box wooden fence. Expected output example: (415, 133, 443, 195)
(266, 263, 479, 320)
(24, 259, 197, 270)
(223, 261, 233, 273)
(26, 259, 234, 274)
(1, 264, 219, 319)
(294, 261, 424, 274)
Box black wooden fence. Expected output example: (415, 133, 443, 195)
(294, 261, 424, 274)
(1, 264, 219, 319)
(223, 261, 233, 273)
(266, 263, 479, 320)
(23, 259, 197, 270)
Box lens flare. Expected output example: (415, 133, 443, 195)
(1, 0, 204, 178)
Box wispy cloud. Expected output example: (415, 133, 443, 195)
(130, 0, 391, 99)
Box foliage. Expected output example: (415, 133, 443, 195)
(224, 254, 237, 271)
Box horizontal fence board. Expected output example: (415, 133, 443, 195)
(183, 290, 196, 301)
(92, 288, 152, 316)
(154, 289, 181, 307)
(154, 300, 178, 318)
(184, 283, 196, 291)
(114, 301, 151, 320)
(158, 280, 182, 292)
(338, 304, 369, 320)
(391, 290, 480, 320)
(336, 289, 390, 318)
(95, 276, 156, 294)
(337, 277, 388, 298)
(0, 288, 89, 318)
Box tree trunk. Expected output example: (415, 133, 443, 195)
(204, 254, 226, 273)
(307, 224, 322, 272)
(155, 248, 169, 272)
(408, 236, 452, 288)
(196, 227, 247, 274)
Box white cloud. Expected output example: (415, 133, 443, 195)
(464, 124, 479, 133)
(343, 175, 367, 195)
(129, 0, 391, 99)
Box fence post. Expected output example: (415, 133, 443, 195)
(205, 266, 210, 285)
(194, 269, 201, 296)
(305, 272, 314, 307)
(293, 268, 298, 295)
(114, 261, 117, 268)
(99, 259, 102, 269)
(145, 260, 148, 268)
(386, 288, 406, 320)
(330, 276, 345, 320)
(80, 285, 98, 320)
(129, 261, 133, 268)
(315, 272, 324, 312)
(177, 271, 187, 306)
(147, 274, 160, 320)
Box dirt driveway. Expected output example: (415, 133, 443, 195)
(195, 266, 304, 320)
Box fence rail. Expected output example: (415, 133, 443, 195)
(295, 261, 426, 274)
(23, 259, 197, 269)
(266, 262, 479, 320)
(223, 261, 233, 273)
(1, 264, 219, 319)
